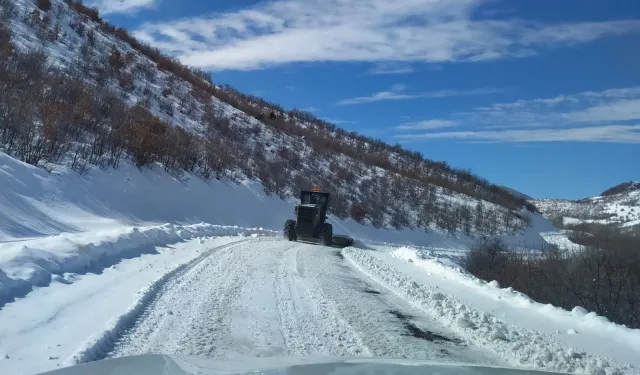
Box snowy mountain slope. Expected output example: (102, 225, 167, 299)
(535, 181, 640, 229)
(0, 0, 535, 237)
(0, 0, 569, 305)
(601, 181, 640, 197)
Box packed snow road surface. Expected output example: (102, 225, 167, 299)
(5, 235, 636, 375)
(108, 238, 500, 365)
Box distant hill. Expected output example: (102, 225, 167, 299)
(601, 181, 640, 197)
(535, 181, 640, 230)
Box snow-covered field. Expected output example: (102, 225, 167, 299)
(2, 151, 635, 375)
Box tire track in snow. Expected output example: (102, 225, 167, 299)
(71, 238, 248, 364)
(108, 239, 372, 360)
(293, 247, 503, 364)
(274, 246, 371, 357)
(108, 238, 296, 359)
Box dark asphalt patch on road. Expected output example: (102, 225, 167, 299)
(362, 289, 381, 295)
(388, 309, 412, 321)
(388, 310, 462, 344)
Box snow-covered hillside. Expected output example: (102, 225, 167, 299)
(0, 0, 535, 237)
(536, 181, 640, 229)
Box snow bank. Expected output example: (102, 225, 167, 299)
(0, 236, 244, 375)
(0, 152, 296, 241)
(0, 152, 436, 246)
(499, 210, 578, 251)
(0, 152, 567, 249)
(0, 222, 276, 308)
(344, 247, 640, 375)
(391, 247, 634, 342)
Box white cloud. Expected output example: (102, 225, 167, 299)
(369, 63, 414, 75)
(391, 86, 640, 144)
(323, 118, 357, 125)
(338, 86, 500, 105)
(395, 125, 640, 143)
(301, 106, 319, 113)
(132, 0, 640, 71)
(582, 87, 640, 99)
(564, 99, 640, 123)
(478, 87, 640, 112)
(89, 0, 157, 14)
(465, 86, 640, 128)
(520, 21, 640, 45)
(422, 88, 503, 98)
(395, 120, 458, 130)
(338, 91, 418, 105)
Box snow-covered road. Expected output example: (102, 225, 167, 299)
(3, 235, 639, 375)
(109, 238, 500, 365)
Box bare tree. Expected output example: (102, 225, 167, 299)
(474, 201, 485, 233)
(350, 203, 367, 224)
(460, 205, 473, 235)
(36, 0, 52, 12)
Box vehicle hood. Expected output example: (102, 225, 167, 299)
(39, 355, 568, 375)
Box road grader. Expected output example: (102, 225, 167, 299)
(283, 188, 354, 247)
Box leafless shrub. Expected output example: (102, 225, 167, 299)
(70, 144, 90, 174)
(464, 234, 640, 328)
(36, 0, 53, 12)
(349, 203, 366, 224)
(118, 71, 134, 91)
(0, 0, 16, 19)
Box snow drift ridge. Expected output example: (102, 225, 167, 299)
(0, 223, 276, 308)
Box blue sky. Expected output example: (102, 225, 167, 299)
(92, 0, 640, 199)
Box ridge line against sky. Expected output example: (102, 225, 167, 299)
(88, 0, 640, 198)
